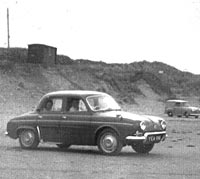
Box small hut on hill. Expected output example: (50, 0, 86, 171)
(27, 44, 57, 65)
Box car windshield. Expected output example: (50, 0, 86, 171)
(86, 95, 121, 112)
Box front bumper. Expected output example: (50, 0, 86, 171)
(190, 113, 200, 116)
(126, 131, 167, 144)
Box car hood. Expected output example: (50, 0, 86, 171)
(123, 112, 164, 125)
(118, 111, 165, 131)
(97, 110, 164, 124)
(12, 111, 37, 120)
(188, 107, 200, 111)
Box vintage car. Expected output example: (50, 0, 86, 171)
(165, 99, 200, 118)
(5, 90, 167, 155)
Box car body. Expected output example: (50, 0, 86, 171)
(6, 90, 167, 155)
(165, 99, 200, 118)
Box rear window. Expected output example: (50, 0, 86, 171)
(41, 98, 63, 112)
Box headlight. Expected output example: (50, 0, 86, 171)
(140, 121, 146, 131)
(161, 120, 167, 130)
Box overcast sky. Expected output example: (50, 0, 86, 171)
(1, 0, 200, 74)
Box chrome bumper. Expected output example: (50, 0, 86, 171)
(126, 131, 167, 142)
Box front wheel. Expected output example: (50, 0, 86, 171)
(131, 143, 154, 154)
(184, 112, 189, 118)
(97, 129, 122, 155)
(19, 129, 39, 149)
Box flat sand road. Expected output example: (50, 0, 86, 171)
(0, 117, 200, 179)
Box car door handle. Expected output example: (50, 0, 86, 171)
(62, 116, 67, 119)
(38, 115, 43, 119)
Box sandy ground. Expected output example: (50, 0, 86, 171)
(1, 115, 200, 179)
(1, 54, 200, 178)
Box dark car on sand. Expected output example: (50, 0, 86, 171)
(6, 90, 167, 155)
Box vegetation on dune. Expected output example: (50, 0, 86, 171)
(0, 47, 200, 106)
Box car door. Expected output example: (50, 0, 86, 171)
(59, 97, 93, 145)
(37, 97, 64, 142)
(174, 102, 182, 116)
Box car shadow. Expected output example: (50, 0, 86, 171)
(6, 145, 163, 158)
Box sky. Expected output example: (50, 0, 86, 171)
(1, 0, 200, 74)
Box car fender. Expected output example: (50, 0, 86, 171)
(183, 108, 191, 114)
(94, 125, 121, 143)
(16, 126, 38, 138)
(166, 108, 173, 113)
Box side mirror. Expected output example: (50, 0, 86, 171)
(36, 108, 41, 113)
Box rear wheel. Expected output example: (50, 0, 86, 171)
(97, 129, 122, 155)
(131, 143, 154, 154)
(19, 129, 39, 149)
(167, 111, 173, 117)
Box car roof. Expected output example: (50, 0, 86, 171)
(166, 99, 187, 103)
(44, 90, 107, 98)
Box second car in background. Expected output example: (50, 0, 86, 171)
(165, 99, 200, 118)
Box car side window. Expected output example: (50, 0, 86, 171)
(175, 102, 181, 107)
(66, 98, 87, 112)
(52, 99, 63, 111)
(42, 98, 63, 113)
(79, 100, 87, 111)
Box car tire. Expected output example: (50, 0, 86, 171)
(131, 143, 154, 154)
(97, 129, 123, 155)
(167, 111, 173, 117)
(19, 129, 39, 149)
(184, 112, 189, 118)
(56, 143, 71, 149)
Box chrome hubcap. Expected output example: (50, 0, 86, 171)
(101, 134, 117, 153)
(21, 131, 35, 147)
